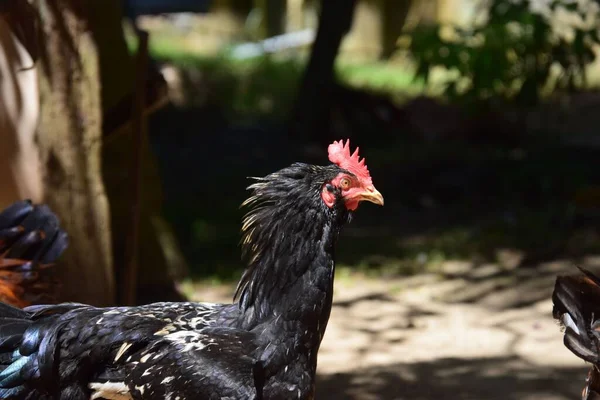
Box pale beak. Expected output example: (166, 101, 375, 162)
(356, 186, 384, 206)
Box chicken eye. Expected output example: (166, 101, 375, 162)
(339, 177, 351, 189)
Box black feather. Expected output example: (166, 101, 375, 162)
(0, 304, 29, 320)
(0, 201, 33, 230)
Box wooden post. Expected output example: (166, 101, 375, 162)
(121, 30, 148, 306)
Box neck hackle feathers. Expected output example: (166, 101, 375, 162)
(234, 163, 345, 310)
(327, 139, 372, 185)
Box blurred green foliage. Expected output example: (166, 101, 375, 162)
(407, 0, 600, 107)
(135, 33, 420, 119)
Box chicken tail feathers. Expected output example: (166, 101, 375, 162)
(0, 301, 82, 399)
(0, 302, 34, 398)
(0, 200, 68, 307)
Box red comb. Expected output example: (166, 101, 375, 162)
(327, 139, 372, 184)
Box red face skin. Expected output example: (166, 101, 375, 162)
(321, 173, 383, 211)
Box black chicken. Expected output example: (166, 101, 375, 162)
(0, 200, 67, 308)
(0, 140, 383, 399)
(553, 267, 600, 400)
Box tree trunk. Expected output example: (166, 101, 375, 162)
(7, 0, 178, 306)
(381, 0, 413, 59)
(290, 0, 357, 143)
(35, 0, 115, 306)
(255, 0, 287, 38)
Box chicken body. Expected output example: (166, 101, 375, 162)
(0, 143, 383, 400)
(0, 301, 260, 399)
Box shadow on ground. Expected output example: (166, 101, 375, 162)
(316, 356, 586, 400)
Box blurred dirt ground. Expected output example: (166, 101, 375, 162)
(187, 257, 593, 400)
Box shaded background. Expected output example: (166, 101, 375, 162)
(3, 0, 600, 398)
(134, 2, 600, 398)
